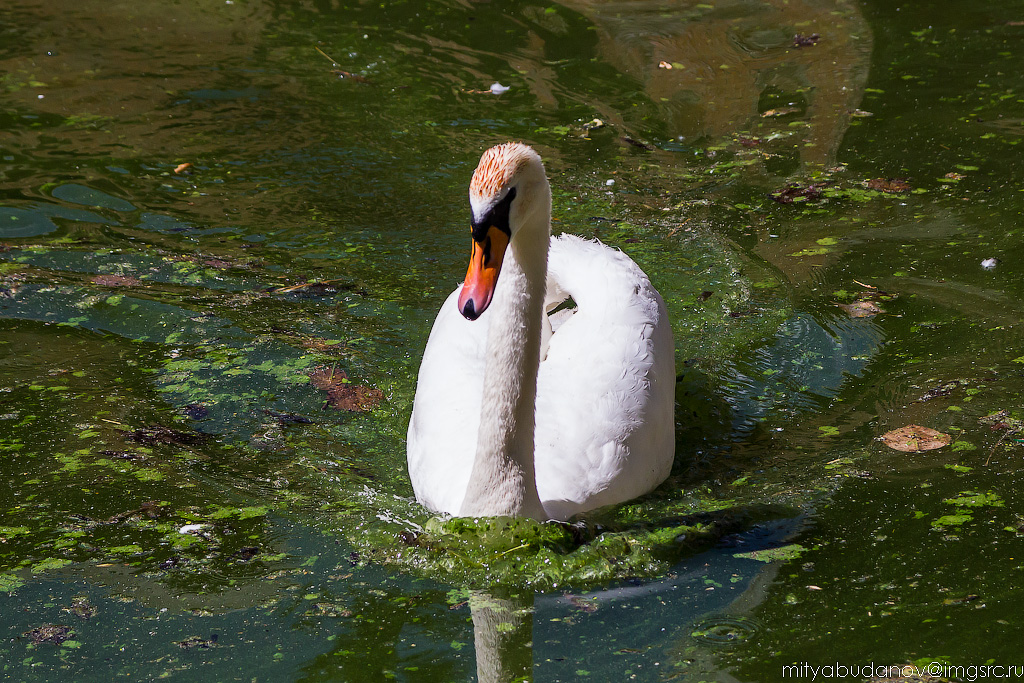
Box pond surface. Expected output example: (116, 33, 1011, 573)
(2, 0, 1024, 680)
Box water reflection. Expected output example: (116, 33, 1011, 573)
(465, 519, 797, 682)
(469, 590, 534, 683)
(556, 0, 870, 165)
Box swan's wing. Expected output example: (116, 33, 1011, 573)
(407, 287, 488, 515)
(535, 234, 675, 519)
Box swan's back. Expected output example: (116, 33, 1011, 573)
(534, 234, 674, 520)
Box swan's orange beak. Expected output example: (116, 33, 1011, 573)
(458, 225, 509, 320)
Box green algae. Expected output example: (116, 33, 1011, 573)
(0, 165, 798, 591)
(338, 502, 783, 590)
(733, 543, 807, 563)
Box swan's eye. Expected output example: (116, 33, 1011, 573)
(470, 186, 516, 242)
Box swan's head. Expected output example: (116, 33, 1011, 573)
(458, 142, 548, 320)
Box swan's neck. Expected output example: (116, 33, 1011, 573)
(460, 216, 549, 519)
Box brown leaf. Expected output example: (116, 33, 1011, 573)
(309, 367, 383, 412)
(309, 366, 348, 390)
(327, 384, 384, 412)
(91, 274, 141, 287)
(880, 425, 951, 452)
(866, 178, 912, 193)
(838, 301, 884, 318)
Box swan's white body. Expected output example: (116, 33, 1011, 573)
(407, 143, 674, 521)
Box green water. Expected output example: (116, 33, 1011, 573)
(2, 0, 1023, 680)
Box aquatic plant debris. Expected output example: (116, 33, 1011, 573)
(771, 183, 827, 203)
(880, 425, 951, 452)
(339, 489, 793, 589)
(314, 45, 372, 82)
(91, 274, 141, 287)
(761, 107, 800, 117)
(175, 634, 218, 650)
(271, 278, 348, 295)
(309, 366, 384, 412)
(67, 597, 97, 620)
(733, 543, 807, 563)
(24, 624, 73, 645)
(793, 33, 821, 47)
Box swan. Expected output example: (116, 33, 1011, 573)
(407, 142, 674, 521)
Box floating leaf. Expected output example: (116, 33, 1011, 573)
(838, 301, 884, 318)
(880, 425, 951, 452)
(865, 178, 911, 193)
(309, 367, 384, 412)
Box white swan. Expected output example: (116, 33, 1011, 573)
(407, 142, 674, 521)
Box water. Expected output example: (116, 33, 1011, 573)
(2, 0, 1024, 680)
